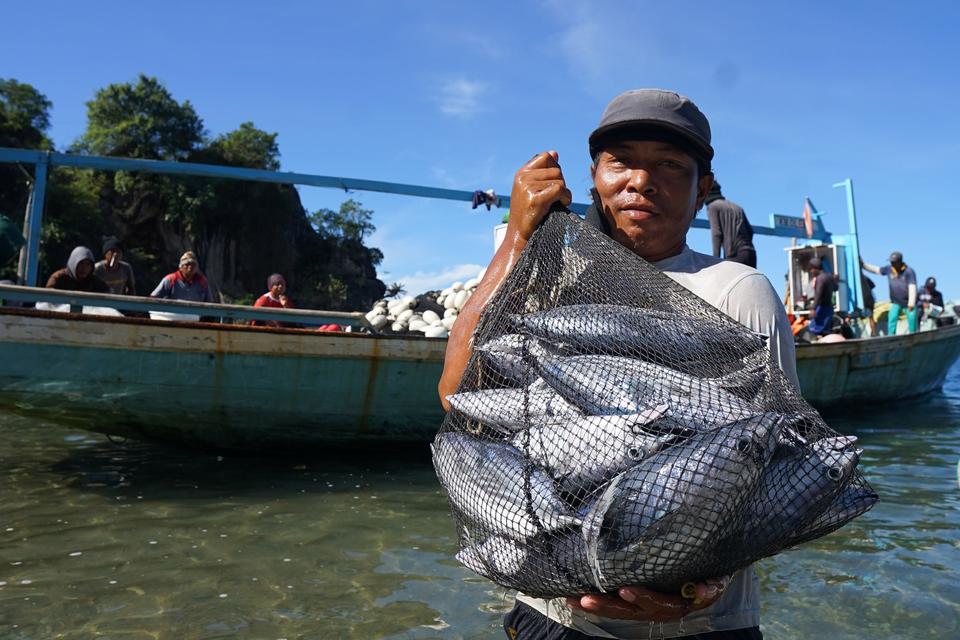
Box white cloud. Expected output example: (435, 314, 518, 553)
(436, 78, 489, 117)
(394, 263, 486, 295)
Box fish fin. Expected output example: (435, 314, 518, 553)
(713, 363, 767, 399)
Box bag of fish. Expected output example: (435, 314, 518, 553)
(432, 210, 877, 598)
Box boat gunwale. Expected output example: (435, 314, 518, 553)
(794, 323, 960, 359)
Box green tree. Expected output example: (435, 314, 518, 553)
(75, 74, 204, 160)
(0, 79, 52, 149)
(310, 198, 376, 242)
(206, 122, 280, 170)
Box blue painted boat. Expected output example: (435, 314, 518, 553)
(0, 302, 447, 450)
(795, 324, 960, 408)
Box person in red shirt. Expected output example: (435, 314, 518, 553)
(252, 273, 292, 327)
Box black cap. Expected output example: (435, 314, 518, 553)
(589, 89, 714, 167)
(889, 251, 903, 263)
(808, 257, 822, 269)
(102, 236, 123, 255)
(925, 277, 936, 288)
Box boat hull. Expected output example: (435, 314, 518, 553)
(795, 324, 960, 408)
(0, 310, 447, 450)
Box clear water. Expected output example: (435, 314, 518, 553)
(1, 365, 959, 639)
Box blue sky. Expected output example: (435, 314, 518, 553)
(3, 0, 958, 299)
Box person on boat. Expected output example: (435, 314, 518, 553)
(861, 251, 917, 335)
(251, 273, 293, 327)
(45, 246, 110, 293)
(439, 88, 798, 640)
(804, 257, 835, 338)
(94, 237, 136, 296)
(860, 271, 877, 336)
(918, 276, 945, 328)
(705, 181, 757, 268)
(150, 251, 213, 302)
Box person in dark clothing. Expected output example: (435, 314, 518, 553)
(45, 246, 110, 293)
(862, 251, 918, 334)
(704, 182, 756, 268)
(918, 276, 945, 326)
(805, 257, 835, 336)
(860, 271, 877, 336)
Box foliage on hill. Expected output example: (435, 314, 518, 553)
(0, 75, 385, 309)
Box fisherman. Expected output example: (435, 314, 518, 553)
(804, 257, 835, 338)
(45, 246, 110, 293)
(150, 251, 213, 302)
(860, 271, 877, 336)
(439, 88, 799, 640)
(705, 181, 756, 268)
(861, 251, 917, 335)
(251, 273, 293, 327)
(94, 237, 136, 295)
(918, 276, 945, 328)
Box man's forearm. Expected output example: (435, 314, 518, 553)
(437, 229, 528, 409)
(862, 262, 882, 275)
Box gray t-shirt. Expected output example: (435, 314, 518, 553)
(516, 245, 799, 639)
(878, 264, 917, 306)
(94, 260, 136, 296)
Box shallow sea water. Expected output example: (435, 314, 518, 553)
(1, 364, 958, 639)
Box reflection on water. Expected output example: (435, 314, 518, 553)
(1, 365, 959, 639)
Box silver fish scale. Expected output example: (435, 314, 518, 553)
(514, 304, 766, 363)
(432, 433, 579, 542)
(535, 354, 759, 428)
(582, 413, 782, 591)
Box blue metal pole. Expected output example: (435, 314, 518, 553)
(23, 155, 49, 287)
(833, 179, 863, 313)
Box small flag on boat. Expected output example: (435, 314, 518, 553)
(802, 197, 817, 239)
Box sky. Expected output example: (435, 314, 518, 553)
(2, 0, 958, 299)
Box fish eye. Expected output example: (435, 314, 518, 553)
(827, 466, 844, 482)
(735, 437, 753, 455)
(627, 446, 643, 460)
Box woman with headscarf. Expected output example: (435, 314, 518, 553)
(251, 273, 293, 327)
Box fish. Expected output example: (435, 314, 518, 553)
(511, 304, 766, 365)
(533, 354, 760, 429)
(457, 531, 596, 596)
(446, 381, 583, 433)
(581, 412, 783, 591)
(475, 333, 552, 385)
(787, 483, 879, 545)
(432, 432, 580, 542)
(511, 404, 683, 495)
(725, 436, 861, 556)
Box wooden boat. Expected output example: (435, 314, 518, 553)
(795, 323, 960, 408)
(0, 299, 447, 451)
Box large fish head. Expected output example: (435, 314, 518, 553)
(718, 412, 783, 470)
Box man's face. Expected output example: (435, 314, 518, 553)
(104, 249, 122, 263)
(271, 281, 285, 296)
(180, 262, 197, 279)
(591, 140, 712, 261)
(75, 259, 93, 280)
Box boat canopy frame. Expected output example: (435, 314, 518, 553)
(0, 146, 845, 280)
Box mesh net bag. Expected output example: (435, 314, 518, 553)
(432, 210, 877, 598)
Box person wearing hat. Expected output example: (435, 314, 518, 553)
(150, 251, 213, 302)
(804, 256, 836, 337)
(94, 237, 136, 295)
(46, 246, 110, 293)
(704, 182, 757, 268)
(861, 251, 918, 334)
(251, 273, 293, 327)
(439, 89, 799, 639)
(918, 276, 944, 329)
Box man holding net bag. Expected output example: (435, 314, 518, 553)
(437, 90, 810, 639)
